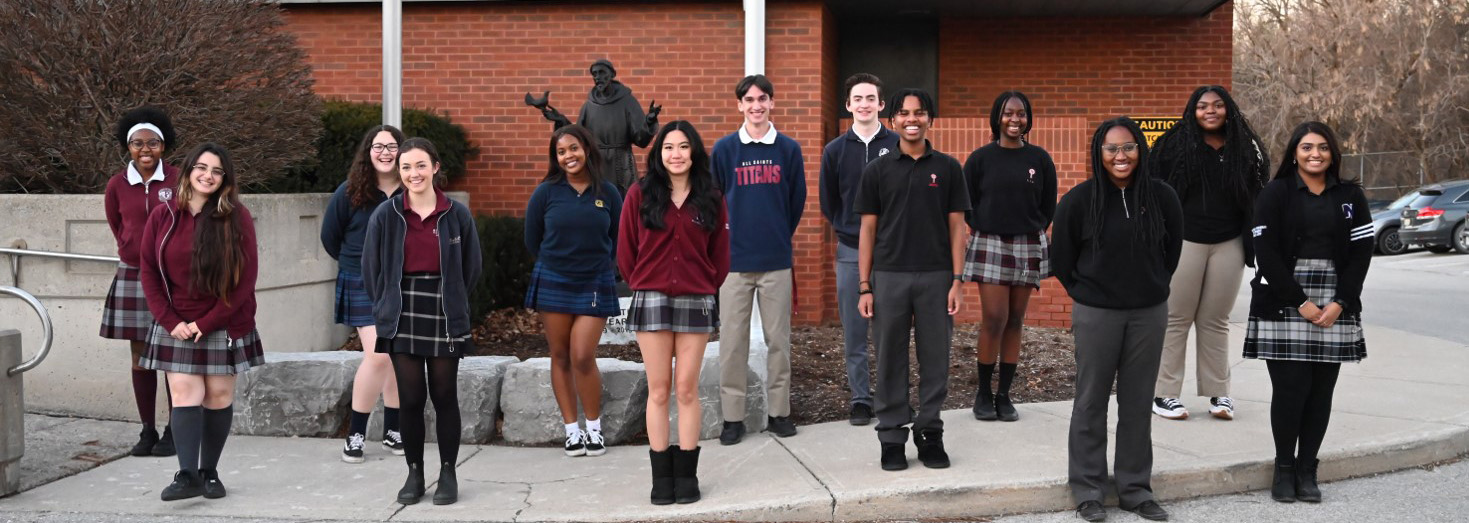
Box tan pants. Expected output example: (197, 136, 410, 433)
(718, 269, 792, 421)
(1156, 238, 1243, 398)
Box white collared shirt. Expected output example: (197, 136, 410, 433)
(125, 161, 167, 186)
(738, 122, 779, 145)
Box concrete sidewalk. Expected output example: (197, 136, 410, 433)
(4, 323, 1466, 522)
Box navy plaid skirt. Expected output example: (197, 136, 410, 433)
(334, 270, 374, 327)
(379, 274, 470, 358)
(627, 290, 718, 333)
(100, 262, 154, 341)
(140, 323, 265, 375)
(960, 231, 1051, 288)
(1244, 259, 1366, 363)
(524, 261, 619, 317)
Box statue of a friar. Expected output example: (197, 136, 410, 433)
(527, 59, 660, 192)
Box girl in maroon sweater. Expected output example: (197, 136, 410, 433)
(101, 106, 181, 458)
(138, 143, 264, 502)
(617, 121, 729, 505)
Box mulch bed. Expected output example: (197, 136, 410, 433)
(343, 308, 1078, 427)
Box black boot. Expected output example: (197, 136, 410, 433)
(152, 424, 176, 457)
(130, 427, 159, 457)
(433, 462, 458, 505)
(160, 470, 204, 501)
(914, 428, 950, 469)
(397, 462, 426, 505)
(972, 390, 997, 421)
(1270, 458, 1296, 502)
(1295, 458, 1322, 502)
(649, 449, 675, 505)
(673, 447, 701, 504)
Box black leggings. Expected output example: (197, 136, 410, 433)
(389, 352, 461, 466)
(1266, 360, 1341, 463)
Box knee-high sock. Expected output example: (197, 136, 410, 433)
(384, 407, 400, 435)
(997, 363, 1018, 396)
(131, 369, 157, 428)
(170, 406, 203, 472)
(977, 363, 995, 395)
(200, 405, 233, 470)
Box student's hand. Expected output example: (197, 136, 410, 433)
(186, 322, 203, 342)
(947, 281, 963, 316)
(1297, 301, 1323, 323)
(858, 293, 874, 319)
(1313, 302, 1343, 328)
(170, 322, 192, 341)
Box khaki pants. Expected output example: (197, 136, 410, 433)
(1156, 238, 1243, 398)
(718, 269, 793, 421)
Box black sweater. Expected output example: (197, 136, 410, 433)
(962, 142, 1058, 235)
(1248, 175, 1373, 319)
(1052, 178, 1184, 309)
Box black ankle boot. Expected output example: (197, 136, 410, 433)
(1295, 458, 1322, 502)
(433, 462, 457, 505)
(130, 427, 159, 457)
(397, 462, 426, 505)
(649, 449, 675, 505)
(1271, 458, 1296, 502)
(160, 470, 204, 501)
(673, 447, 701, 504)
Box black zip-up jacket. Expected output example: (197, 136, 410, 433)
(820, 125, 900, 248)
(1248, 175, 1373, 319)
(1052, 178, 1184, 309)
(361, 193, 482, 339)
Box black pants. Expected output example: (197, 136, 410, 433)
(389, 353, 461, 466)
(1266, 360, 1341, 463)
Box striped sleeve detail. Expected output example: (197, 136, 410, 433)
(1350, 223, 1374, 241)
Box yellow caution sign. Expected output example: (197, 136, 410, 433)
(1131, 117, 1180, 148)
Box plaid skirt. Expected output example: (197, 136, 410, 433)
(1244, 258, 1366, 363)
(379, 274, 470, 358)
(960, 231, 1052, 288)
(334, 270, 374, 327)
(139, 323, 265, 375)
(100, 262, 154, 341)
(626, 291, 718, 333)
(524, 261, 620, 317)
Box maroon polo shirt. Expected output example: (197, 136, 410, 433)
(402, 190, 451, 274)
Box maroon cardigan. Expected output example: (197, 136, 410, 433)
(616, 182, 730, 296)
(104, 164, 181, 266)
(139, 201, 259, 339)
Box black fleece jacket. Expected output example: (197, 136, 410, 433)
(1052, 178, 1184, 309)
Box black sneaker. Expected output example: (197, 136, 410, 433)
(200, 469, 226, 499)
(342, 432, 366, 463)
(719, 421, 745, 446)
(160, 470, 205, 501)
(972, 391, 998, 421)
(849, 404, 874, 426)
(1075, 500, 1106, 521)
(584, 429, 607, 456)
(152, 425, 176, 457)
(880, 443, 907, 471)
(382, 430, 406, 455)
(1125, 500, 1169, 521)
(767, 416, 798, 438)
(130, 427, 159, 457)
(995, 394, 1019, 422)
(564, 431, 587, 457)
(914, 429, 950, 469)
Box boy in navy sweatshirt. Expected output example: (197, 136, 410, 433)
(711, 74, 807, 444)
(820, 73, 900, 426)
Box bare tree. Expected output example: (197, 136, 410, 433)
(1234, 0, 1469, 187)
(0, 0, 321, 193)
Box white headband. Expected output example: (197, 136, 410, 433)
(127, 123, 165, 144)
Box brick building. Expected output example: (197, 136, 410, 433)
(280, 0, 1234, 327)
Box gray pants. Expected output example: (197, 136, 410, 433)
(873, 270, 952, 444)
(836, 244, 872, 407)
(1068, 302, 1167, 508)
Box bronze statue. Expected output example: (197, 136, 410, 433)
(527, 59, 661, 191)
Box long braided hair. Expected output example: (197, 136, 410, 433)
(1086, 117, 1168, 250)
(1148, 86, 1269, 218)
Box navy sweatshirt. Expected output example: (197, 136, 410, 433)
(524, 179, 622, 278)
(820, 125, 900, 248)
(962, 142, 1057, 235)
(1052, 178, 1184, 309)
(711, 128, 807, 272)
(321, 181, 401, 275)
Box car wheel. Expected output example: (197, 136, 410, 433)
(1376, 226, 1407, 255)
(1453, 221, 1469, 254)
(1427, 245, 1453, 254)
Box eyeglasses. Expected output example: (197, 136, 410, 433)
(128, 139, 163, 150)
(370, 143, 399, 154)
(1101, 143, 1139, 156)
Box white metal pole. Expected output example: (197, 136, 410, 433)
(383, 0, 402, 127)
(743, 0, 765, 75)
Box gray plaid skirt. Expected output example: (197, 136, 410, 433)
(378, 274, 470, 358)
(960, 231, 1051, 288)
(1244, 258, 1366, 363)
(100, 262, 154, 341)
(626, 291, 718, 333)
(139, 323, 265, 375)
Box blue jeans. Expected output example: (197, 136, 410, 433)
(836, 243, 872, 407)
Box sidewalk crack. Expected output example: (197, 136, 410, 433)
(772, 436, 837, 521)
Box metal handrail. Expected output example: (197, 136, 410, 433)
(0, 246, 120, 286)
(1, 285, 52, 376)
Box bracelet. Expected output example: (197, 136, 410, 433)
(859, 289, 872, 295)
(953, 275, 963, 281)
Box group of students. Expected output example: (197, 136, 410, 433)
(100, 72, 1372, 517)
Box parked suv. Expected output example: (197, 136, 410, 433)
(1371, 190, 1419, 255)
(1399, 179, 1469, 254)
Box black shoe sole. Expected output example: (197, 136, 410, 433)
(1272, 495, 1296, 503)
(919, 460, 950, 469)
(719, 435, 743, 446)
(203, 489, 226, 499)
(881, 462, 908, 471)
(397, 495, 423, 505)
(849, 417, 872, 426)
(972, 410, 998, 421)
(432, 497, 456, 505)
(651, 497, 675, 506)
(160, 488, 204, 502)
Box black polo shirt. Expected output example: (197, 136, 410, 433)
(1296, 174, 1340, 259)
(854, 141, 971, 272)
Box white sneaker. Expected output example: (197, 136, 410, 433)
(1152, 397, 1189, 420)
(1209, 397, 1235, 420)
(564, 431, 587, 457)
